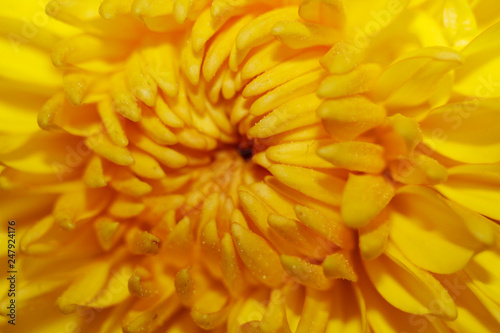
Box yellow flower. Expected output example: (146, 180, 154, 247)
(1, 0, 500, 332)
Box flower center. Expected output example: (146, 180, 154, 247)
(237, 139, 254, 161)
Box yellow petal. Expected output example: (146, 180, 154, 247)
(248, 182, 297, 219)
(83, 155, 108, 188)
(154, 94, 184, 128)
(241, 42, 300, 81)
(373, 47, 462, 108)
(248, 93, 322, 139)
(86, 133, 135, 166)
(191, 304, 230, 330)
(128, 128, 187, 168)
(281, 255, 332, 290)
(268, 214, 329, 258)
(341, 174, 394, 228)
(110, 73, 142, 122)
(265, 140, 336, 169)
(97, 98, 128, 147)
(210, 0, 261, 18)
(99, 0, 134, 18)
(139, 12, 188, 33)
(165, 78, 194, 125)
(38, 92, 103, 136)
(149, 175, 192, 195)
(94, 216, 121, 251)
(447, 200, 495, 248)
(108, 194, 145, 219)
(320, 41, 364, 74)
(0, 34, 61, 89)
(381, 113, 422, 159)
(238, 187, 273, 236)
(250, 69, 327, 116)
(390, 186, 480, 274)
(389, 153, 448, 186)
(317, 96, 386, 141)
(166, 216, 193, 255)
(435, 164, 500, 220)
(317, 63, 381, 98)
(436, 273, 500, 333)
(231, 223, 286, 288)
(176, 127, 218, 151)
(466, 247, 500, 307)
(420, 99, 500, 163)
(174, 268, 196, 307)
(123, 288, 180, 333)
(181, 38, 204, 86)
(129, 147, 166, 179)
(172, 0, 195, 23)
(87, 264, 132, 308)
(110, 169, 152, 197)
(141, 41, 179, 98)
(20, 215, 54, 252)
(57, 260, 110, 314)
(52, 33, 131, 67)
(342, 0, 409, 34)
(243, 50, 323, 97)
(221, 232, 246, 297)
(272, 20, 341, 49)
(298, 0, 345, 28)
(228, 289, 268, 331)
(322, 252, 357, 281)
(326, 281, 366, 332)
(200, 219, 223, 278)
(259, 289, 290, 333)
(0, 133, 77, 175)
(364, 242, 457, 320)
(205, 101, 236, 136)
(139, 107, 178, 145)
(165, 311, 206, 333)
(454, 22, 500, 98)
(318, 142, 386, 173)
(294, 204, 354, 249)
(238, 186, 294, 255)
(0, 93, 42, 134)
(191, 8, 230, 52)
(358, 210, 390, 261)
(359, 263, 451, 333)
(132, 1, 174, 19)
(269, 164, 345, 206)
(296, 288, 330, 333)
(125, 52, 158, 107)
(235, 7, 300, 52)
(203, 15, 255, 82)
(53, 188, 111, 230)
(127, 228, 160, 255)
(0, 274, 67, 312)
(190, 284, 230, 330)
(443, 0, 477, 47)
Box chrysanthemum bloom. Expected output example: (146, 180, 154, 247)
(1, 0, 500, 331)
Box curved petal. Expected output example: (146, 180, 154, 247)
(465, 246, 500, 307)
(435, 273, 500, 333)
(454, 22, 500, 98)
(358, 264, 447, 333)
(372, 47, 462, 108)
(389, 186, 480, 274)
(363, 243, 457, 320)
(435, 164, 500, 220)
(420, 99, 500, 163)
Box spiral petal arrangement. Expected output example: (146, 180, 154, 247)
(1, 0, 500, 332)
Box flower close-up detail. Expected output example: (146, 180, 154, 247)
(1, 0, 500, 332)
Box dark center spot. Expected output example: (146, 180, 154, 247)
(238, 139, 254, 161)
